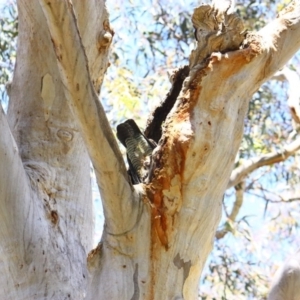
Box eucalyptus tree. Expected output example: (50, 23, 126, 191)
(1, 0, 300, 299)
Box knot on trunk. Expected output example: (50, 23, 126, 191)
(98, 19, 114, 50)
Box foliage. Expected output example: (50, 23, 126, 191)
(0, 1, 17, 109)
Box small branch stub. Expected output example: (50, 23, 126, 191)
(98, 19, 114, 50)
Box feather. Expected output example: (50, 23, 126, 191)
(116, 119, 156, 184)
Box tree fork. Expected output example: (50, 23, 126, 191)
(1, 0, 300, 299)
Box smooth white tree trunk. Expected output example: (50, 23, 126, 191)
(0, 0, 300, 299)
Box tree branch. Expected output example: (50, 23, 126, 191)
(216, 182, 244, 239)
(228, 137, 300, 188)
(0, 107, 31, 248)
(142, 2, 300, 281)
(38, 0, 135, 233)
(257, 1, 300, 80)
(273, 67, 300, 125)
(268, 249, 300, 300)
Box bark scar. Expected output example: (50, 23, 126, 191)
(173, 253, 192, 283)
(130, 263, 140, 300)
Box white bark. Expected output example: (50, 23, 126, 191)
(38, 0, 134, 236)
(273, 67, 300, 126)
(268, 250, 300, 300)
(0, 106, 33, 298)
(1, 0, 300, 299)
(143, 1, 300, 298)
(2, 0, 107, 298)
(163, 2, 300, 298)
